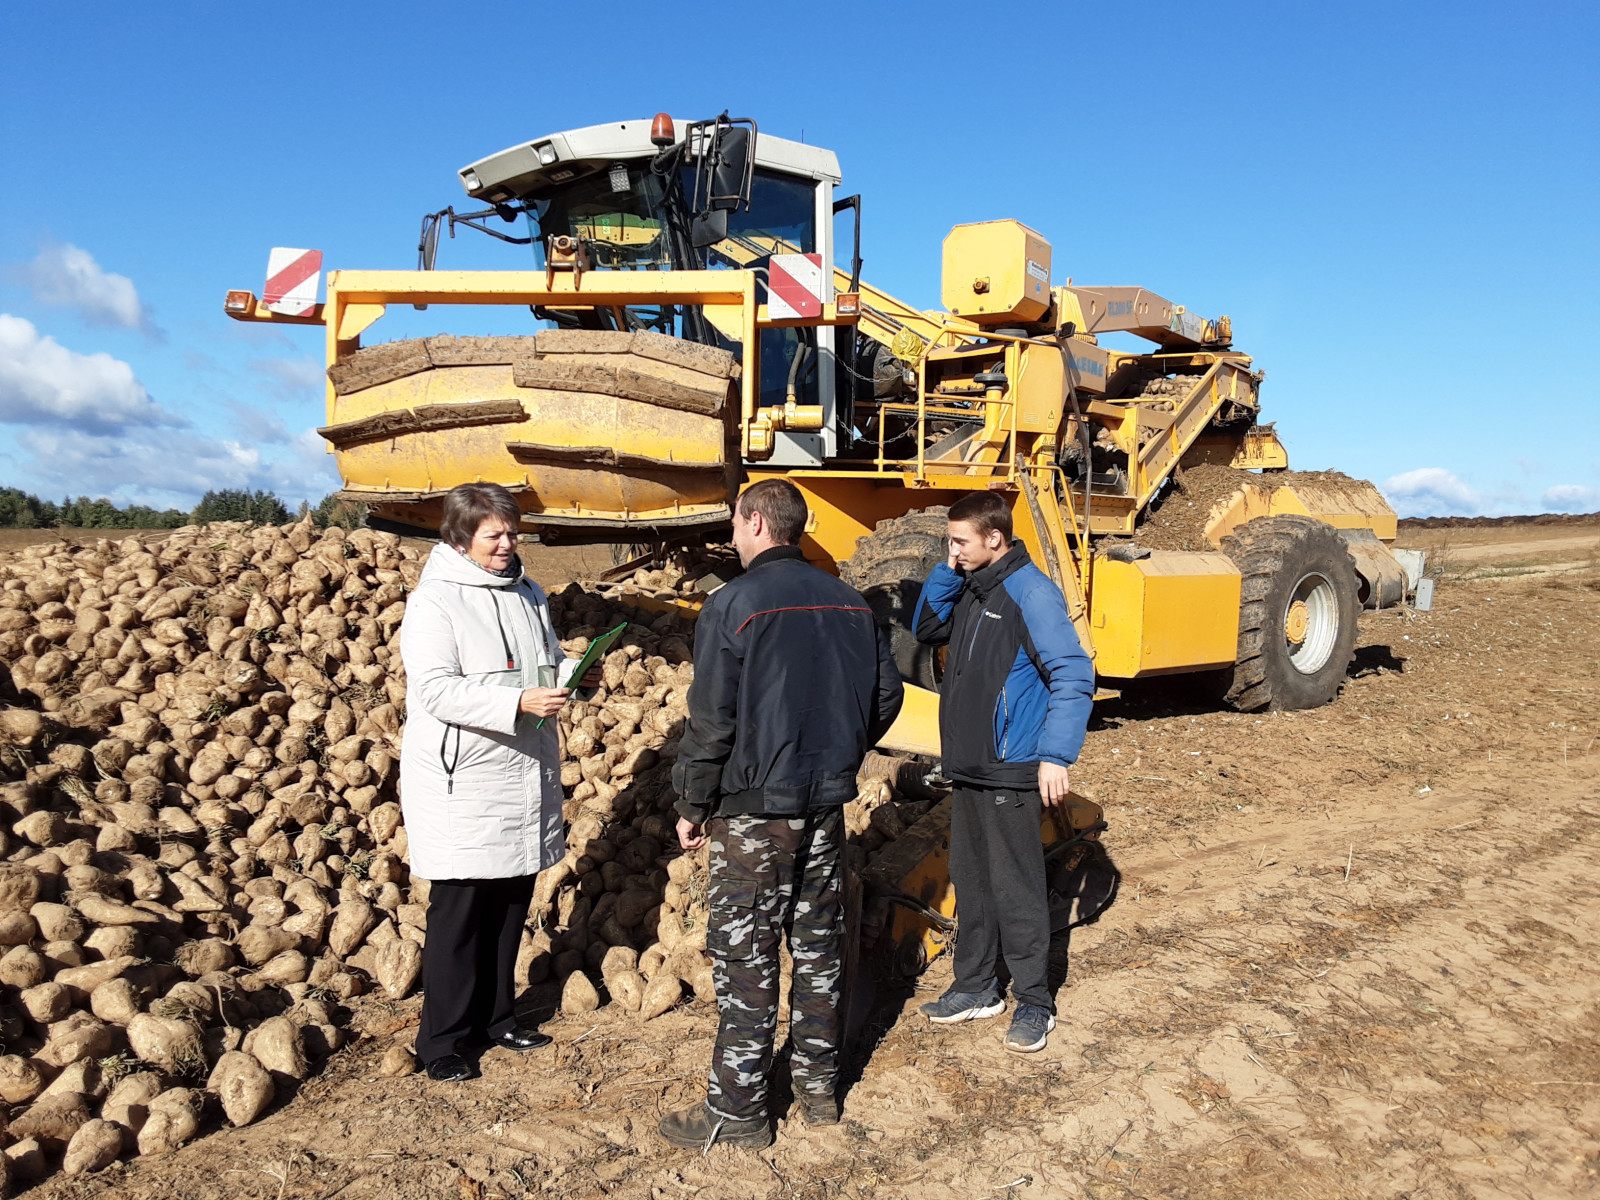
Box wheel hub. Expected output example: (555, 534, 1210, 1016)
(1285, 572, 1340, 674)
(1285, 599, 1310, 645)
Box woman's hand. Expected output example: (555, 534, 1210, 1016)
(563, 654, 602, 690)
(519, 687, 571, 718)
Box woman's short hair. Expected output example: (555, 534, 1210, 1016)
(947, 491, 1013, 542)
(440, 483, 521, 550)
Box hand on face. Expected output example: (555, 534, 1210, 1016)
(946, 519, 1005, 573)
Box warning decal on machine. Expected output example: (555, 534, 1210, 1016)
(767, 253, 825, 320)
(263, 248, 323, 316)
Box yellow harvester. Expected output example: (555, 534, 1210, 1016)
(225, 113, 1416, 972)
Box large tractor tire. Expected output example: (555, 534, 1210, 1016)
(840, 509, 949, 691)
(1216, 515, 1360, 711)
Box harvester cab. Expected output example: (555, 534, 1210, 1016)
(446, 114, 852, 467)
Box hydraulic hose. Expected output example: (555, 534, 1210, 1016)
(786, 339, 811, 403)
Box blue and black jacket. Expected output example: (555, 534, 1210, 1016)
(914, 541, 1095, 790)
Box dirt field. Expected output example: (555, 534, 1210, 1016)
(1395, 523, 1600, 580)
(14, 525, 1600, 1200)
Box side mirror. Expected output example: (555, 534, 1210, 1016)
(708, 126, 750, 212)
(687, 114, 757, 246)
(418, 211, 443, 271)
(690, 208, 729, 249)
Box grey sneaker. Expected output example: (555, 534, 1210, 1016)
(919, 987, 1005, 1024)
(1004, 1004, 1056, 1053)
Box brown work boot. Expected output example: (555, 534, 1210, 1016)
(658, 1102, 774, 1152)
(795, 1090, 840, 1126)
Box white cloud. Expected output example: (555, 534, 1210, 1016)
(13, 243, 153, 332)
(0, 314, 184, 431)
(1541, 484, 1600, 513)
(1382, 467, 1482, 517)
(14, 424, 341, 511)
(0, 315, 339, 508)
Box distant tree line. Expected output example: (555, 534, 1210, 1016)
(0, 488, 188, 529)
(0, 487, 369, 531)
(190, 489, 290, 525)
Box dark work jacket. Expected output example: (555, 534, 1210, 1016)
(914, 542, 1094, 789)
(672, 545, 905, 824)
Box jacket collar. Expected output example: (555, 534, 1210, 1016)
(967, 540, 1031, 601)
(420, 542, 527, 589)
(745, 544, 806, 572)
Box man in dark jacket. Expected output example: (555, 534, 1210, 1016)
(660, 479, 904, 1151)
(913, 491, 1094, 1053)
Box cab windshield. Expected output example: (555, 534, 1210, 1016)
(530, 163, 815, 270)
(529, 162, 821, 406)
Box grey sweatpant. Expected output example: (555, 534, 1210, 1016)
(948, 784, 1053, 1010)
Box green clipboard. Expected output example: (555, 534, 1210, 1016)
(535, 620, 629, 729)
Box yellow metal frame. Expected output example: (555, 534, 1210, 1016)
(229, 268, 864, 466)
(319, 269, 760, 436)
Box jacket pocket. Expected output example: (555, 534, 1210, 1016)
(439, 716, 518, 788)
(993, 686, 1010, 762)
(706, 875, 763, 962)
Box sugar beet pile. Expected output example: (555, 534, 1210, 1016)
(0, 520, 927, 1186)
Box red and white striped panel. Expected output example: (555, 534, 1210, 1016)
(767, 252, 825, 320)
(263, 248, 323, 316)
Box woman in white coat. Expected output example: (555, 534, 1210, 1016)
(399, 482, 591, 1081)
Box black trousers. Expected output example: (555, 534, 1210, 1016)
(948, 785, 1053, 1010)
(415, 874, 535, 1064)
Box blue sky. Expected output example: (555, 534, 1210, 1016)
(2, 1, 1596, 516)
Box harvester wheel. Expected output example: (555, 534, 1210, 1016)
(1216, 515, 1360, 711)
(839, 509, 950, 691)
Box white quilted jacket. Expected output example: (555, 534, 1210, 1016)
(398, 543, 577, 880)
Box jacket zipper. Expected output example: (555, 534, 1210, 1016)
(965, 608, 986, 662)
(440, 722, 462, 795)
(995, 685, 1010, 761)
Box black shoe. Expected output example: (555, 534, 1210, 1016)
(796, 1091, 840, 1126)
(658, 1102, 774, 1151)
(423, 1053, 479, 1082)
(491, 1027, 553, 1051)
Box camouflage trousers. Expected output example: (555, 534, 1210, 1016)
(703, 809, 844, 1122)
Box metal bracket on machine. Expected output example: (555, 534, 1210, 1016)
(544, 234, 593, 290)
(417, 205, 532, 271)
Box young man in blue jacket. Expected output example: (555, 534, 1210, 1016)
(913, 491, 1095, 1052)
